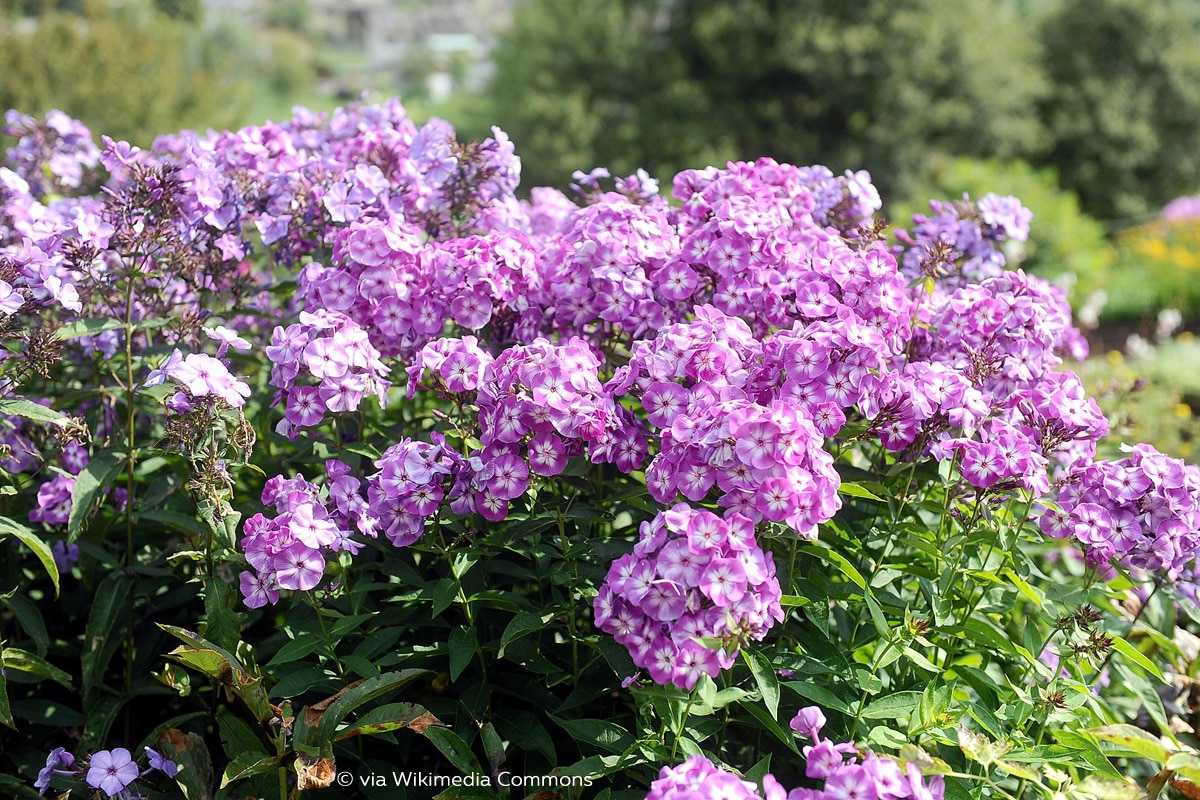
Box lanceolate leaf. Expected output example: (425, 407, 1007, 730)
(0, 516, 59, 595)
(68, 451, 124, 543)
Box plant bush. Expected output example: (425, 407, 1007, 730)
(890, 156, 1115, 311)
(0, 101, 1199, 800)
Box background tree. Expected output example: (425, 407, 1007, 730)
(0, 0, 242, 147)
(1034, 0, 1200, 221)
(489, 0, 1047, 197)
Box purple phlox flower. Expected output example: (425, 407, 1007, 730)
(570, 167, 610, 193)
(789, 705, 827, 740)
(86, 748, 139, 797)
(35, 747, 75, 795)
(100, 135, 142, 171)
(167, 352, 252, 407)
(824, 765, 878, 800)
(51, 539, 79, 572)
(0, 280, 24, 315)
(239, 569, 279, 609)
(143, 349, 183, 388)
(255, 213, 292, 245)
(205, 325, 252, 358)
(145, 747, 178, 778)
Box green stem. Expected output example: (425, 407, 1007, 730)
(670, 692, 695, 760)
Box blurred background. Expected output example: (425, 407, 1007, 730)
(4, 0, 1200, 456)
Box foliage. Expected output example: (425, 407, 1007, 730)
(0, 0, 241, 147)
(489, 0, 1046, 196)
(1034, 0, 1200, 221)
(0, 102, 1198, 800)
(1076, 334, 1200, 461)
(1098, 217, 1200, 321)
(491, 0, 1200, 221)
(892, 157, 1115, 305)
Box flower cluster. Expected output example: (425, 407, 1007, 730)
(239, 472, 358, 607)
(595, 505, 783, 689)
(794, 165, 882, 233)
(149, 347, 252, 410)
(538, 193, 679, 338)
(787, 706, 946, 800)
(667, 160, 909, 338)
(894, 193, 1031, 283)
(1162, 194, 1200, 222)
(643, 720, 944, 800)
(268, 309, 392, 438)
(1040, 443, 1200, 574)
(643, 755, 781, 800)
(4, 109, 101, 197)
(34, 745, 176, 798)
(625, 308, 842, 538)
(365, 436, 472, 546)
(409, 335, 647, 521)
(865, 262, 1106, 492)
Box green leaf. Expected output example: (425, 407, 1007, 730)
(0, 516, 58, 595)
(448, 626, 476, 682)
(217, 708, 270, 758)
(0, 651, 14, 729)
(783, 681, 852, 714)
(739, 699, 800, 754)
(203, 576, 241, 652)
(903, 647, 942, 673)
(314, 670, 429, 743)
(336, 702, 443, 740)
(2, 647, 73, 689)
(0, 773, 43, 800)
(68, 451, 124, 542)
(498, 611, 553, 658)
(1110, 635, 1165, 682)
(0, 398, 69, 427)
(156, 729, 215, 800)
(838, 482, 884, 502)
(801, 544, 866, 589)
(744, 649, 780, 719)
(496, 710, 557, 764)
(267, 633, 325, 667)
(198, 499, 240, 552)
(1077, 777, 1148, 800)
(158, 625, 274, 723)
(423, 726, 484, 774)
(221, 753, 282, 788)
(868, 725, 908, 749)
(995, 760, 1040, 780)
(957, 728, 1012, 768)
(865, 591, 890, 639)
(1002, 569, 1044, 609)
(1052, 730, 1125, 779)
(860, 691, 922, 720)
(1088, 723, 1174, 764)
(54, 317, 123, 340)
(81, 572, 133, 693)
(1115, 665, 1175, 742)
(480, 721, 506, 774)
(1165, 752, 1200, 782)
(553, 718, 635, 755)
(432, 577, 459, 617)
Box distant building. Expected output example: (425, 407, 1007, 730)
(305, 0, 515, 97)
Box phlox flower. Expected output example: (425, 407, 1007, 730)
(789, 706, 826, 739)
(206, 324, 252, 357)
(86, 748, 139, 797)
(35, 747, 75, 795)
